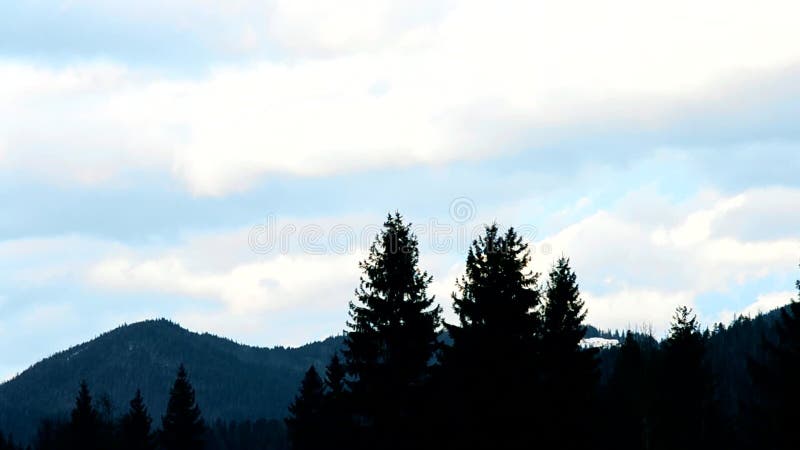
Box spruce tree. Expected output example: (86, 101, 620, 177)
(342, 212, 442, 450)
(653, 306, 717, 450)
(119, 389, 155, 450)
(285, 366, 325, 450)
(324, 353, 346, 399)
(747, 279, 800, 450)
(443, 224, 540, 450)
(602, 331, 650, 450)
(540, 257, 598, 448)
(70, 380, 100, 450)
(161, 364, 205, 450)
(322, 353, 350, 450)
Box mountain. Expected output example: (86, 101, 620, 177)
(0, 307, 788, 444)
(0, 319, 343, 442)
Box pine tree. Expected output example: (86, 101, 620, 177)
(443, 224, 540, 450)
(747, 278, 800, 450)
(324, 353, 346, 399)
(161, 364, 205, 450)
(322, 353, 350, 450)
(539, 257, 598, 448)
(342, 212, 442, 450)
(285, 366, 325, 450)
(119, 389, 155, 450)
(70, 380, 100, 450)
(653, 306, 717, 450)
(602, 331, 650, 450)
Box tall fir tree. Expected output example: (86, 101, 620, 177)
(747, 275, 800, 450)
(653, 306, 717, 450)
(161, 364, 206, 450)
(342, 212, 442, 450)
(324, 354, 346, 400)
(443, 224, 540, 450)
(321, 353, 350, 450)
(119, 389, 155, 450)
(285, 366, 325, 450)
(70, 380, 100, 450)
(539, 257, 599, 448)
(601, 331, 650, 450)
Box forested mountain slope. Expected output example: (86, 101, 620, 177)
(0, 319, 342, 441)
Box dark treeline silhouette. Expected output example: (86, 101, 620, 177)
(0, 319, 341, 442)
(30, 366, 208, 450)
(284, 213, 800, 450)
(1, 212, 799, 449)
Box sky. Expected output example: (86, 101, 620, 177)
(2, 0, 800, 380)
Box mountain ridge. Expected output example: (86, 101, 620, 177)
(1, 307, 786, 444)
(0, 318, 343, 442)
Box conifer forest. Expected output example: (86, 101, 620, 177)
(2, 213, 798, 450)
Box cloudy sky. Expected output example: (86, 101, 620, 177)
(2, 0, 800, 380)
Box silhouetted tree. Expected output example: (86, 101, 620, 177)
(653, 306, 717, 450)
(443, 224, 540, 450)
(321, 353, 350, 449)
(285, 366, 325, 450)
(161, 365, 205, 450)
(119, 389, 155, 450)
(540, 257, 598, 448)
(324, 353, 346, 399)
(747, 279, 800, 450)
(601, 331, 650, 450)
(343, 212, 442, 450)
(69, 380, 100, 450)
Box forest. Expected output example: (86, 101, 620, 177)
(1, 212, 798, 450)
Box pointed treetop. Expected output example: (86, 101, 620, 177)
(71, 379, 98, 426)
(161, 364, 205, 450)
(543, 257, 587, 347)
(325, 353, 346, 396)
(450, 223, 539, 335)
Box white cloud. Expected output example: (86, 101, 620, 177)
(739, 290, 795, 318)
(88, 252, 362, 313)
(0, 235, 124, 285)
(3, 0, 800, 194)
(266, 0, 446, 55)
(718, 290, 797, 324)
(533, 187, 800, 333)
(583, 289, 695, 337)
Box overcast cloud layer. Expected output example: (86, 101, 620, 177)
(1, 0, 799, 380)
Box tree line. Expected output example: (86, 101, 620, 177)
(285, 213, 800, 450)
(22, 364, 205, 450)
(0, 212, 798, 449)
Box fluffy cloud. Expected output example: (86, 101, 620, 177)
(81, 185, 795, 335)
(718, 290, 797, 325)
(3, 0, 800, 195)
(582, 289, 695, 337)
(533, 187, 800, 334)
(83, 219, 368, 313)
(87, 253, 361, 312)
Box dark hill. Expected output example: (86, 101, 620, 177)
(0, 306, 790, 444)
(0, 319, 343, 442)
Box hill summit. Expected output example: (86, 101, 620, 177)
(0, 319, 342, 441)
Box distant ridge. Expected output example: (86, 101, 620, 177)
(0, 305, 790, 444)
(0, 319, 342, 442)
